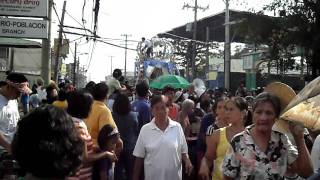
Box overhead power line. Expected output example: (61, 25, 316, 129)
(99, 37, 139, 43)
(86, 41, 96, 71)
(53, 3, 75, 56)
(65, 10, 88, 30)
(61, 31, 137, 51)
(95, 39, 136, 51)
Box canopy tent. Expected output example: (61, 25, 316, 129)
(158, 9, 280, 44)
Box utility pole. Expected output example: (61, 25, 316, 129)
(206, 27, 210, 84)
(224, 0, 231, 90)
(121, 34, 131, 78)
(109, 56, 114, 76)
(183, 0, 209, 80)
(73, 42, 77, 86)
(53, 0, 66, 82)
(41, 0, 53, 85)
(76, 57, 80, 88)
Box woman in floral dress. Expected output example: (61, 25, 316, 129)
(222, 92, 313, 180)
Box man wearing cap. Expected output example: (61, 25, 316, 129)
(0, 73, 31, 153)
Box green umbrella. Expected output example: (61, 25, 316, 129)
(150, 75, 190, 90)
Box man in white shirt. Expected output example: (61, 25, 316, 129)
(141, 37, 153, 58)
(0, 73, 31, 153)
(132, 95, 193, 180)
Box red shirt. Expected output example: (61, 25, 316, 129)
(168, 103, 179, 121)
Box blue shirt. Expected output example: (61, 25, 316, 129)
(20, 94, 29, 105)
(131, 98, 151, 131)
(113, 112, 139, 151)
(196, 113, 215, 153)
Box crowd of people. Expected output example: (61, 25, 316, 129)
(0, 70, 320, 180)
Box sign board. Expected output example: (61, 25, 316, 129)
(13, 48, 41, 75)
(208, 71, 218, 80)
(288, 45, 304, 56)
(0, 0, 48, 18)
(0, 18, 48, 39)
(243, 55, 253, 70)
(209, 57, 224, 71)
(60, 63, 67, 77)
(54, 39, 69, 56)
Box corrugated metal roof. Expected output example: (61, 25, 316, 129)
(158, 9, 279, 43)
(0, 37, 41, 48)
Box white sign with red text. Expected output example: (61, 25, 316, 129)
(0, 0, 48, 18)
(0, 18, 48, 39)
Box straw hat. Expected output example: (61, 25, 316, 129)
(264, 82, 296, 134)
(264, 82, 296, 111)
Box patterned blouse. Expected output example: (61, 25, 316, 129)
(68, 117, 94, 180)
(222, 125, 298, 180)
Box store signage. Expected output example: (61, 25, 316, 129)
(0, 18, 48, 39)
(0, 0, 48, 18)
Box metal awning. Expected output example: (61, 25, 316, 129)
(158, 10, 280, 44)
(0, 37, 42, 48)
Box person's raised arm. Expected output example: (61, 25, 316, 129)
(289, 123, 313, 178)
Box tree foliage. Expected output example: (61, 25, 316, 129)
(263, 0, 320, 78)
(232, 0, 319, 78)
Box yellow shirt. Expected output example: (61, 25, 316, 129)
(85, 100, 117, 146)
(52, 100, 68, 109)
(212, 127, 230, 180)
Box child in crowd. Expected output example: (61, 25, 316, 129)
(94, 125, 120, 180)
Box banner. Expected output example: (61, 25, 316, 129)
(0, 0, 48, 18)
(0, 18, 48, 39)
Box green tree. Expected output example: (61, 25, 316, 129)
(232, 10, 298, 75)
(263, 0, 320, 79)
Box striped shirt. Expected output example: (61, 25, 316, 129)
(68, 118, 94, 180)
(206, 124, 219, 136)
